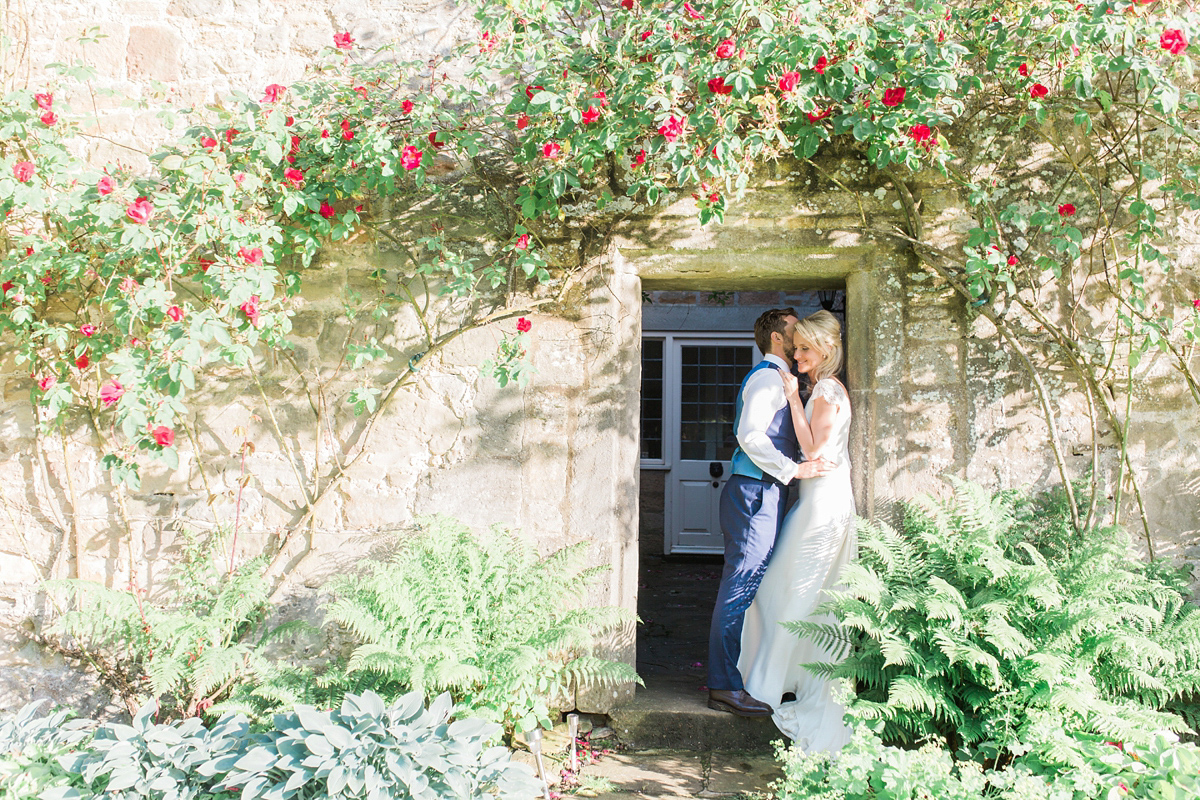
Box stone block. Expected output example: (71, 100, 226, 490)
(127, 26, 183, 82)
(707, 751, 785, 794)
(53, 21, 129, 79)
(906, 342, 961, 387)
(580, 753, 704, 797)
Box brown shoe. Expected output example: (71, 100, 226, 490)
(707, 689, 773, 717)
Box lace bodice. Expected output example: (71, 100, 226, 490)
(804, 378, 851, 467)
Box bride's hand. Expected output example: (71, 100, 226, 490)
(780, 371, 801, 404)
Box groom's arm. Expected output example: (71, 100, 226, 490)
(735, 369, 800, 484)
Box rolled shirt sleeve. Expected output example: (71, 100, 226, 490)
(735, 358, 801, 484)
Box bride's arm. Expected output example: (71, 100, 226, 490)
(781, 373, 838, 460)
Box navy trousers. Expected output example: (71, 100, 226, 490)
(708, 474, 789, 692)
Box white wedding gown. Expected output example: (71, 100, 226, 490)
(738, 378, 855, 751)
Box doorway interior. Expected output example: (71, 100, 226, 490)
(636, 288, 846, 681)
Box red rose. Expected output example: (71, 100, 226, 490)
(1194, 298, 1200, 310)
(621, 0, 634, 8)
(525, 85, 544, 101)
(542, 141, 562, 158)
(708, 77, 733, 95)
(289, 134, 301, 154)
(198, 257, 214, 273)
(814, 56, 828, 74)
(97, 176, 115, 195)
(240, 295, 261, 327)
(150, 425, 175, 447)
(582, 106, 601, 124)
(100, 379, 124, 407)
(319, 201, 336, 219)
(1030, 83, 1049, 98)
(806, 108, 832, 123)
(1161, 29, 1188, 55)
(222, 128, 239, 145)
(342, 126, 354, 141)
(400, 145, 423, 170)
(284, 167, 304, 188)
(239, 246, 264, 265)
(515, 233, 530, 250)
(683, 1, 704, 20)
(428, 131, 445, 148)
(80, 323, 97, 337)
(75, 354, 89, 370)
(334, 31, 355, 50)
(1, 281, 12, 295)
(1058, 203, 1076, 217)
(35, 92, 53, 110)
(261, 83, 287, 103)
(1018, 62, 1029, 76)
(126, 197, 153, 224)
(592, 91, 608, 107)
(777, 71, 800, 92)
(13, 161, 34, 182)
(354, 86, 368, 99)
(517, 317, 532, 332)
(632, 148, 646, 167)
(40, 111, 57, 126)
(658, 115, 683, 141)
(517, 113, 530, 129)
(641, 30, 652, 41)
(715, 39, 735, 59)
(907, 124, 932, 143)
(1007, 255, 1019, 266)
(402, 99, 414, 114)
(882, 87, 906, 107)
(167, 305, 184, 321)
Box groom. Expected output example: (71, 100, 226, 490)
(707, 308, 831, 717)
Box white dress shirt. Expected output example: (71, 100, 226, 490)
(735, 354, 801, 484)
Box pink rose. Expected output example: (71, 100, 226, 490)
(480, 31, 497, 51)
(126, 197, 153, 224)
(402, 99, 414, 114)
(715, 39, 735, 59)
(262, 83, 287, 103)
(100, 379, 124, 406)
(582, 106, 601, 124)
(334, 31, 355, 50)
(882, 87, 906, 107)
(542, 141, 562, 158)
(1030, 83, 1049, 98)
(1058, 203, 1076, 217)
(1161, 29, 1188, 55)
(75, 354, 89, 370)
(592, 90, 608, 107)
(200, 136, 217, 150)
(80, 323, 97, 337)
(119, 276, 137, 293)
(40, 111, 57, 126)
(13, 161, 34, 182)
(283, 167, 304, 188)
(166, 305, 184, 321)
(908, 124, 932, 143)
(97, 176, 115, 195)
(353, 85, 368, 99)
(517, 317, 532, 332)
(708, 77, 733, 95)
(319, 201, 335, 219)
(683, 1, 704, 20)
(35, 92, 53, 110)
(814, 56, 828, 74)
(239, 246, 264, 266)
(778, 71, 800, 92)
(515, 234, 530, 250)
(37, 374, 56, 392)
(400, 145, 423, 170)
(151, 426, 175, 447)
(240, 295, 261, 327)
(658, 115, 683, 141)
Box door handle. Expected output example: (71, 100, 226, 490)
(709, 462, 724, 479)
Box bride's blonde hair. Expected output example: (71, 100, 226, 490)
(794, 310, 843, 383)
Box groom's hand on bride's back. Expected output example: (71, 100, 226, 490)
(795, 457, 835, 480)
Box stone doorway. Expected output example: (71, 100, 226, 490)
(635, 289, 845, 682)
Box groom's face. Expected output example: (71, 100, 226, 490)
(778, 315, 799, 361)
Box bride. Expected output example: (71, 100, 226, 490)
(737, 310, 855, 751)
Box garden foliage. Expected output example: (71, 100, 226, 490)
(0, 691, 540, 800)
(794, 482, 1200, 765)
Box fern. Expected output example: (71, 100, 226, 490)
(312, 516, 641, 734)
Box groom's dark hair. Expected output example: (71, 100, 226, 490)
(754, 307, 797, 353)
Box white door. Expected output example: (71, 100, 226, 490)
(665, 337, 757, 554)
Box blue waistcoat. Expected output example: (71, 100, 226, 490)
(729, 360, 797, 481)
